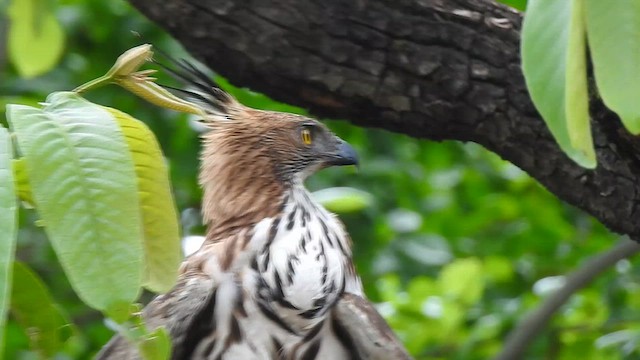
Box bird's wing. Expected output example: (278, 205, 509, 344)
(331, 293, 414, 360)
(95, 244, 223, 360)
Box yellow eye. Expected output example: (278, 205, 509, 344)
(301, 128, 312, 145)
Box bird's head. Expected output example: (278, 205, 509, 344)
(221, 110, 358, 183)
(161, 58, 358, 230)
(162, 59, 358, 184)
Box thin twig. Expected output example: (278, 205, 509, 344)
(495, 239, 640, 360)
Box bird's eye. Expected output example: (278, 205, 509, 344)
(301, 128, 312, 145)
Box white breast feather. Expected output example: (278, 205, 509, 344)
(258, 188, 355, 311)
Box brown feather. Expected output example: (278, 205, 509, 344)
(199, 110, 311, 242)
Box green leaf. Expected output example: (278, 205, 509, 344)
(106, 310, 171, 360)
(12, 158, 34, 206)
(7, 92, 143, 317)
(565, 0, 593, 164)
(139, 327, 171, 360)
(10, 262, 74, 357)
(107, 301, 137, 325)
(522, 0, 595, 168)
(103, 107, 181, 294)
(311, 187, 373, 213)
(585, 0, 640, 133)
(7, 0, 65, 78)
(0, 126, 18, 360)
(438, 258, 484, 306)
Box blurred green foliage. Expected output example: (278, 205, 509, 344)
(498, 0, 527, 11)
(2, 1, 640, 359)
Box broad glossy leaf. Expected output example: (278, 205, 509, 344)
(0, 127, 17, 359)
(585, 0, 640, 133)
(312, 187, 373, 213)
(7, 0, 64, 78)
(522, 0, 595, 168)
(104, 107, 181, 293)
(10, 262, 74, 357)
(7, 92, 143, 318)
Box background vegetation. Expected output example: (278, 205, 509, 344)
(2, 1, 640, 359)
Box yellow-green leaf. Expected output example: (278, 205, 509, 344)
(12, 158, 34, 205)
(7, 0, 65, 78)
(104, 107, 181, 293)
(565, 0, 594, 164)
(522, 0, 595, 168)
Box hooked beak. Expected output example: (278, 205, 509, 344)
(327, 139, 359, 166)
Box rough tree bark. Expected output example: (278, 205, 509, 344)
(127, 0, 640, 239)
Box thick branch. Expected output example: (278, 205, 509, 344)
(129, 0, 640, 239)
(495, 239, 640, 360)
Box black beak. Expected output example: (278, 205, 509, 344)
(327, 139, 359, 166)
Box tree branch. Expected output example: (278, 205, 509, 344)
(128, 0, 640, 240)
(495, 239, 640, 360)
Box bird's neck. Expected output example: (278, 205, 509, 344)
(200, 162, 288, 240)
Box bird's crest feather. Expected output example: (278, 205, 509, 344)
(153, 50, 243, 124)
